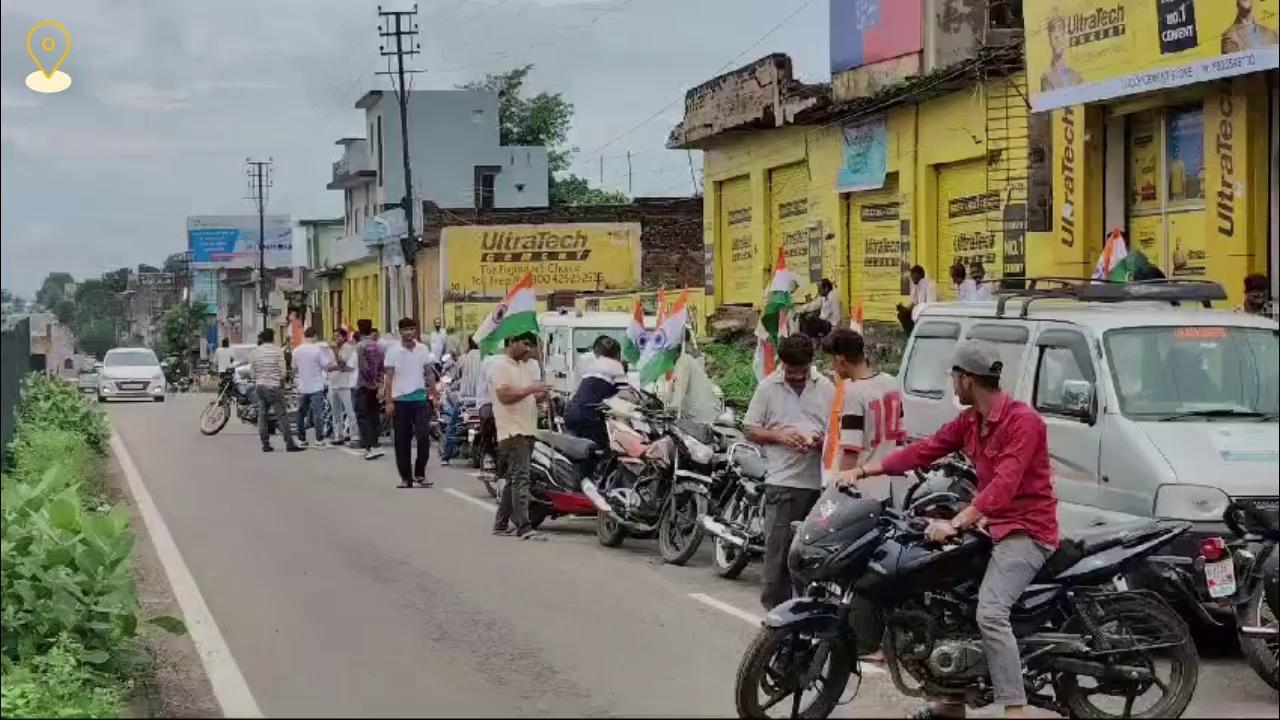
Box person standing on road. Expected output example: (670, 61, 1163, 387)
(383, 318, 436, 488)
(428, 318, 449, 361)
(840, 339, 1059, 720)
(327, 327, 358, 447)
(744, 334, 835, 610)
(249, 328, 302, 453)
(293, 327, 332, 449)
(490, 333, 550, 541)
(354, 320, 386, 461)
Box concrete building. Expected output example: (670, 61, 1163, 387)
(297, 217, 346, 337)
(328, 89, 550, 330)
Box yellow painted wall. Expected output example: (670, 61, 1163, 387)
(415, 246, 443, 326)
(343, 259, 381, 331)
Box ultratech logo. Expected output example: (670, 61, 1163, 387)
(1060, 106, 1077, 248)
(859, 202, 899, 222)
(1215, 93, 1235, 238)
(947, 192, 1001, 219)
(1066, 5, 1126, 46)
(480, 229, 591, 263)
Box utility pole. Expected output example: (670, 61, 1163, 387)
(377, 4, 424, 324)
(626, 150, 633, 196)
(245, 158, 273, 332)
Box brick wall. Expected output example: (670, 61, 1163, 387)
(421, 197, 704, 290)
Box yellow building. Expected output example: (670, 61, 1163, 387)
(342, 258, 382, 332)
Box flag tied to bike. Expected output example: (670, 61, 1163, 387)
(636, 289, 689, 386)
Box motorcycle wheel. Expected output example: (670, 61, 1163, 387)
(659, 491, 708, 566)
(470, 439, 484, 469)
(199, 401, 231, 436)
(1241, 587, 1280, 690)
(734, 626, 850, 720)
(714, 495, 754, 579)
(1056, 594, 1199, 719)
(597, 513, 627, 547)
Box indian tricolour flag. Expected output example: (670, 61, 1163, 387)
(623, 297, 645, 365)
(472, 271, 539, 356)
(639, 289, 688, 386)
(753, 248, 797, 379)
(1093, 228, 1132, 281)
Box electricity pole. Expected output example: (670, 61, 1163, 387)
(377, 4, 423, 324)
(245, 158, 273, 332)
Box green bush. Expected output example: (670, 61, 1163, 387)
(1, 636, 123, 718)
(15, 375, 109, 454)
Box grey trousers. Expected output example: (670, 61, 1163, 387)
(977, 533, 1052, 706)
(493, 435, 534, 532)
(760, 485, 821, 611)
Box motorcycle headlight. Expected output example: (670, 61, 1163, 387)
(680, 431, 714, 465)
(1152, 484, 1231, 522)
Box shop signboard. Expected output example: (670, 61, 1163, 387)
(1026, 0, 1280, 112)
(188, 215, 292, 270)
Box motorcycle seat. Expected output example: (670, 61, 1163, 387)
(732, 447, 768, 481)
(1063, 518, 1163, 555)
(535, 431, 598, 461)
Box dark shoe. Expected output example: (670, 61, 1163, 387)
(286, 445, 306, 453)
(262, 445, 274, 453)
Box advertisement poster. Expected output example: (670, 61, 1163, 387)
(1167, 210, 1207, 277)
(188, 215, 293, 269)
(830, 0, 923, 74)
(1025, 0, 1279, 112)
(1127, 214, 1166, 266)
(1127, 111, 1162, 212)
(441, 223, 641, 299)
(1052, 106, 1088, 251)
(837, 114, 888, 193)
(1165, 105, 1205, 205)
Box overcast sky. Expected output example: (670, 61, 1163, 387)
(1, 0, 829, 296)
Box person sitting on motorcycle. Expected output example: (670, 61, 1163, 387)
(563, 335, 626, 450)
(841, 339, 1059, 720)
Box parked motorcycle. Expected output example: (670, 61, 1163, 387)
(1208, 501, 1278, 689)
(702, 442, 768, 578)
(733, 472, 1199, 719)
(525, 430, 603, 528)
(199, 365, 298, 436)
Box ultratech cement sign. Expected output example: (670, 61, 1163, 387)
(441, 223, 642, 299)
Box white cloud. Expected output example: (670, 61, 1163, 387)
(97, 82, 192, 111)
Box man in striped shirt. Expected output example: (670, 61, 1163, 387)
(250, 328, 303, 453)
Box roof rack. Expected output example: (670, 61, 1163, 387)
(992, 277, 1228, 319)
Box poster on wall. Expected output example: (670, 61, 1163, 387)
(1168, 210, 1207, 277)
(1025, 0, 1280, 112)
(851, 194, 905, 322)
(830, 0, 923, 74)
(187, 215, 292, 270)
(837, 115, 888, 193)
(1166, 106, 1206, 205)
(1127, 112, 1161, 212)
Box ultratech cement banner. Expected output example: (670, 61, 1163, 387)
(441, 223, 641, 299)
(1026, 0, 1279, 112)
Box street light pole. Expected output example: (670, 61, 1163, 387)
(377, 4, 423, 325)
(245, 158, 273, 333)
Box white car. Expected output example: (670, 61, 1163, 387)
(98, 348, 166, 402)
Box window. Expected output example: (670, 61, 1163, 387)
(475, 166, 498, 210)
(1035, 347, 1088, 413)
(967, 324, 1029, 390)
(903, 322, 961, 399)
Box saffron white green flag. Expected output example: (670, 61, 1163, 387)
(472, 272, 539, 356)
(623, 297, 644, 365)
(639, 289, 688, 386)
(753, 248, 797, 380)
(1093, 228, 1130, 281)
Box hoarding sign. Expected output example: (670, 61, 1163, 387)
(441, 223, 641, 299)
(1026, 0, 1280, 112)
(188, 215, 293, 269)
(837, 114, 888, 192)
(830, 0, 923, 74)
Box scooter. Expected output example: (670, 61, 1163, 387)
(525, 430, 602, 529)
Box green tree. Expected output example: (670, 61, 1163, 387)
(155, 301, 208, 358)
(461, 65, 628, 207)
(76, 320, 117, 360)
(35, 272, 74, 309)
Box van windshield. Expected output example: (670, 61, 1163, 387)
(1105, 327, 1279, 420)
(573, 328, 628, 356)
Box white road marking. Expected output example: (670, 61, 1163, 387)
(444, 487, 498, 512)
(110, 433, 263, 718)
(686, 592, 885, 675)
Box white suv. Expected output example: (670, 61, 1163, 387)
(98, 348, 166, 402)
(899, 281, 1278, 544)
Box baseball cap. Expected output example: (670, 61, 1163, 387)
(951, 339, 1003, 377)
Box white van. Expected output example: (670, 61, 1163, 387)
(898, 280, 1278, 550)
(538, 310, 702, 396)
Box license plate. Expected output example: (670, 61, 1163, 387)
(1205, 559, 1237, 598)
(123, 382, 146, 390)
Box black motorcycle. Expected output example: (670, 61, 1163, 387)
(734, 476, 1199, 719)
(1223, 500, 1280, 690)
(199, 366, 298, 436)
(702, 442, 768, 578)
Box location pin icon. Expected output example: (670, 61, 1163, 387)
(25, 21, 72, 93)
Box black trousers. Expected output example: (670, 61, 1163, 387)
(760, 485, 821, 611)
(392, 400, 431, 483)
(493, 435, 534, 532)
(356, 387, 381, 450)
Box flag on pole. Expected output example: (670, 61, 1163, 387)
(1093, 228, 1132, 281)
(849, 301, 865, 335)
(753, 248, 797, 380)
(639, 289, 689, 386)
(623, 296, 645, 365)
(656, 287, 668, 326)
(472, 272, 538, 356)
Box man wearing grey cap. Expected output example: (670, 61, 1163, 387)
(841, 339, 1058, 720)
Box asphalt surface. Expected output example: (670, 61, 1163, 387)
(108, 394, 1278, 718)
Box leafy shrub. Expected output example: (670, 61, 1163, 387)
(15, 375, 109, 454)
(0, 636, 123, 718)
(5, 428, 92, 491)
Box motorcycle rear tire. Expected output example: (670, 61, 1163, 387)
(659, 491, 708, 566)
(199, 401, 231, 436)
(1241, 588, 1280, 690)
(714, 535, 753, 580)
(597, 513, 626, 547)
(470, 440, 484, 469)
(735, 626, 849, 720)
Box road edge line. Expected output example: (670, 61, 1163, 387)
(444, 486, 498, 512)
(109, 432, 264, 718)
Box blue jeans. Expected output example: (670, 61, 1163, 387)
(296, 390, 327, 443)
(439, 399, 464, 461)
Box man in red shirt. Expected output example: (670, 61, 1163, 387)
(842, 339, 1058, 719)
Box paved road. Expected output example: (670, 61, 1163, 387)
(109, 395, 1277, 718)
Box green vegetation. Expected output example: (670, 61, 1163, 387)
(1, 374, 182, 718)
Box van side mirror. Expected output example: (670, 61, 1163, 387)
(1061, 380, 1094, 417)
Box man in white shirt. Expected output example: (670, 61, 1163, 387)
(969, 261, 993, 301)
(897, 265, 937, 333)
(292, 328, 332, 448)
(327, 327, 359, 446)
(215, 339, 235, 374)
(383, 317, 437, 488)
(952, 263, 980, 302)
(428, 318, 449, 361)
